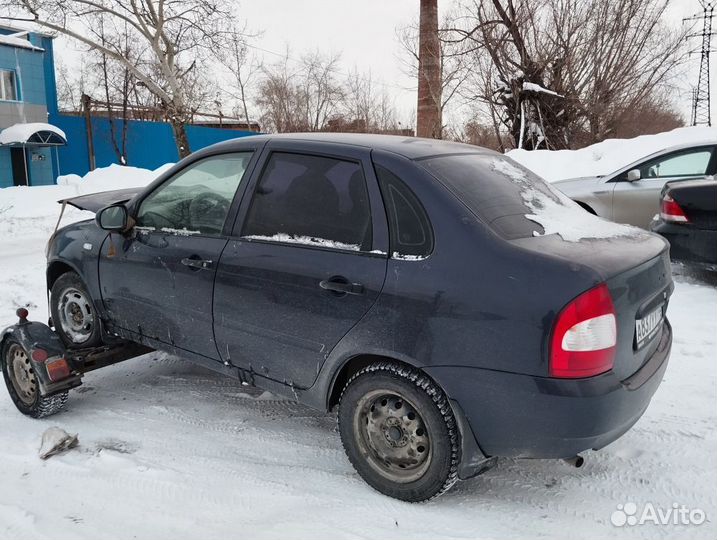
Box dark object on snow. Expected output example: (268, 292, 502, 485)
(6, 133, 674, 502)
(650, 178, 717, 266)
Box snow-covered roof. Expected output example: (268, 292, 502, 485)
(0, 123, 66, 146)
(0, 31, 44, 52)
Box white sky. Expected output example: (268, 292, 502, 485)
(48, 0, 716, 126)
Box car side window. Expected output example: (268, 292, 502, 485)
(242, 152, 373, 251)
(375, 165, 433, 258)
(637, 148, 713, 179)
(136, 152, 252, 235)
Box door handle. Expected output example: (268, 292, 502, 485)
(181, 256, 213, 270)
(319, 278, 364, 296)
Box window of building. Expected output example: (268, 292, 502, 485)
(0, 70, 18, 101)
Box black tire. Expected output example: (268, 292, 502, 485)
(50, 271, 102, 348)
(1, 338, 68, 418)
(338, 361, 460, 502)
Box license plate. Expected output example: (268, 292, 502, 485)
(635, 306, 664, 350)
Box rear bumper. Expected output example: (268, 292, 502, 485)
(650, 221, 717, 265)
(426, 319, 672, 460)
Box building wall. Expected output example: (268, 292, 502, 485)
(0, 42, 48, 129)
(53, 114, 257, 177)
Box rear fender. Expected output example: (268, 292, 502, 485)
(1, 319, 82, 396)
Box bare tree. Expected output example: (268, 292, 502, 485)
(450, 0, 689, 149)
(217, 31, 262, 128)
(5, 0, 241, 157)
(256, 50, 344, 133)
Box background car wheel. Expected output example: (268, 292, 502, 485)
(338, 361, 460, 502)
(51, 272, 103, 348)
(1, 339, 68, 418)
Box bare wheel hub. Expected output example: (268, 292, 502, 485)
(354, 390, 431, 483)
(58, 288, 94, 343)
(8, 344, 37, 405)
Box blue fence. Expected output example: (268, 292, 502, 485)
(52, 114, 257, 178)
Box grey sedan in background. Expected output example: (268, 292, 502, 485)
(553, 143, 716, 228)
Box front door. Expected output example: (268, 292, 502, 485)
(10, 148, 28, 186)
(99, 152, 254, 359)
(213, 147, 389, 388)
(611, 145, 716, 227)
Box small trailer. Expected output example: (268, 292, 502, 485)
(1, 308, 151, 417)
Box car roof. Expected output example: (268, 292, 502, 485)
(201, 132, 500, 160)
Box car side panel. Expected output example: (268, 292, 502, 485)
(47, 220, 109, 317)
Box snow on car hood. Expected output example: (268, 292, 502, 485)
(491, 158, 644, 242)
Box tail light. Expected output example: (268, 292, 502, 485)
(550, 283, 617, 378)
(660, 194, 689, 223)
(46, 358, 71, 382)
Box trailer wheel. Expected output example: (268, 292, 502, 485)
(1, 339, 68, 418)
(51, 271, 102, 348)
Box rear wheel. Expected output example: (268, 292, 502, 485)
(1, 339, 68, 418)
(51, 272, 102, 348)
(338, 362, 460, 502)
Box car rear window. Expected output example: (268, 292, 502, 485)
(418, 153, 567, 240)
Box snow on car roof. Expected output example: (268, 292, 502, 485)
(507, 126, 717, 183)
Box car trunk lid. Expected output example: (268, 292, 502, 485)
(511, 233, 673, 380)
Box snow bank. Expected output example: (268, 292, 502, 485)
(507, 126, 717, 182)
(0, 163, 173, 237)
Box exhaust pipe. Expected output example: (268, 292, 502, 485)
(563, 455, 585, 468)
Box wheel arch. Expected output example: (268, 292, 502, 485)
(326, 353, 427, 411)
(574, 200, 597, 215)
(46, 259, 82, 290)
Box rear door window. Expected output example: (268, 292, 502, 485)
(242, 152, 373, 251)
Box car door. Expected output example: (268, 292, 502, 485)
(213, 143, 389, 388)
(611, 145, 716, 228)
(98, 151, 256, 359)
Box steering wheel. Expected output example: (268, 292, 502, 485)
(188, 192, 230, 232)
(138, 210, 175, 230)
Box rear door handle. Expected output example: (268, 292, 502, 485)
(319, 278, 364, 296)
(181, 256, 213, 270)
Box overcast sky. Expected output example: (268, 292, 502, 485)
(50, 0, 714, 126)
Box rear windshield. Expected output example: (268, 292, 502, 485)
(418, 153, 569, 240)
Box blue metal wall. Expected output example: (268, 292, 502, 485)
(52, 114, 257, 177)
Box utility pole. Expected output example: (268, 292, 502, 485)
(686, 1, 715, 126)
(416, 0, 442, 138)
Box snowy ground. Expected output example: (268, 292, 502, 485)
(1, 166, 716, 539)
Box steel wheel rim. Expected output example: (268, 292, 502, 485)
(353, 389, 432, 483)
(59, 287, 94, 343)
(8, 344, 37, 405)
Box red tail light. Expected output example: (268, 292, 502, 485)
(46, 358, 71, 382)
(550, 283, 617, 378)
(660, 194, 689, 223)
